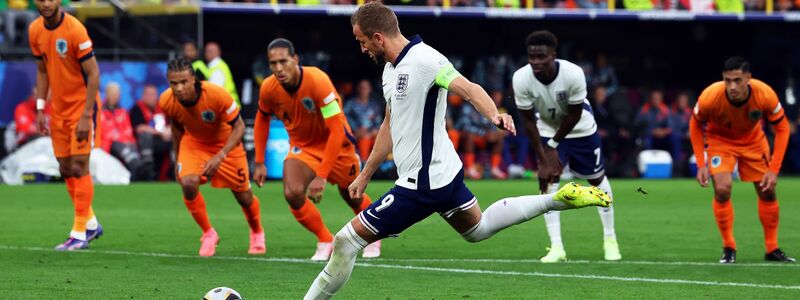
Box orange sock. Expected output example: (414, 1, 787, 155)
(352, 194, 372, 215)
(65, 177, 76, 199)
(291, 199, 333, 243)
(71, 175, 94, 233)
(491, 154, 502, 169)
(184, 193, 213, 233)
(712, 200, 736, 249)
(241, 196, 263, 234)
(758, 199, 780, 253)
(464, 153, 475, 168)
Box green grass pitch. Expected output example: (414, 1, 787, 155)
(1, 179, 799, 299)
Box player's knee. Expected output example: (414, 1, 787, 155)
(284, 184, 306, 205)
(58, 164, 73, 177)
(234, 191, 254, 207)
(714, 188, 731, 202)
(333, 225, 364, 257)
(180, 176, 200, 199)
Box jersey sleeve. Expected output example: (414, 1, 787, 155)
(217, 88, 240, 124)
(311, 72, 343, 120)
(693, 86, 713, 122)
(28, 24, 42, 59)
(513, 71, 535, 110)
(70, 21, 94, 63)
(760, 85, 785, 123)
(257, 81, 273, 115)
(567, 66, 588, 105)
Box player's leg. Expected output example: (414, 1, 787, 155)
(539, 136, 570, 262)
(213, 148, 266, 255)
(306, 187, 431, 299)
(588, 175, 620, 261)
(710, 167, 736, 263)
(739, 144, 795, 262)
(488, 130, 507, 179)
(232, 189, 266, 255)
(463, 133, 481, 179)
(284, 156, 335, 260)
(176, 146, 218, 256)
(330, 152, 379, 258)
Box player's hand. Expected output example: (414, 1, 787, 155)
(348, 174, 370, 201)
(76, 114, 91, 142)
(252, 163, 267, 188)
(539, 147, 562, 182)
(696, 167, 710, 187)
(36, 110, 49, 135)
(493, 113, 516, 136)
(202, 153, 225, 178)
(308, 176, 327, 203)
(759, 171, 777, 193)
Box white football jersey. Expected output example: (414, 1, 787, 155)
(381, 35, 463, 190)
(513, 59, 597, 139)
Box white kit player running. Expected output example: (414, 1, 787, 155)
(304, 3, 612, 299)
(513, 30, 621, 262)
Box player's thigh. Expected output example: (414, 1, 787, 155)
(359, 187, 435, 238)
(737, 140, 770, 183)
(177, 145, 212, 182)
(50, 119, 73, 159)
(437, 172, 479, 233)
(707, 151, 737, 179)
(562, 134, 605, 179)
(210, 146, 250, 192)
(327, 151, 362, 189)
(283, 150, 318, 194)
(68, 116, 98, 157)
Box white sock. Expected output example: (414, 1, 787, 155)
(86, 215, 98, 231)
(595, 176, 616, 239)
(462, 193, 568, 243)
(305, 223, 367, 300)
(70, 230, 87, 241)
(543, 183, 563, 247)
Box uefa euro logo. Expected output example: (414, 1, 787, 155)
(397, 74, 409, 94)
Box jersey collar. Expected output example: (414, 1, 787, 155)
(393, 35, 422, 66)
(44, 11, 66, 31)
(725, 84, 751, 108)
(283, 66, 304, 94)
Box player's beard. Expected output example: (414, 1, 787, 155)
(371, 49, 386, 65)
(38, 5, 58, 20)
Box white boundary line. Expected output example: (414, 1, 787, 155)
(2, 245, 799, 291)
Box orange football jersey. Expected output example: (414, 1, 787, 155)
(28, 12, 100, 121)
(694, 79, 785, 146)
(160, 81, 240, 146)
(258, 66, 353, 150)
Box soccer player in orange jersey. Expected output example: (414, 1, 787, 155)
(690, 57, 794, 263)
(252, 38, 380, 260)
(29, 0, 103, 251)
(161, 58, 265, 257)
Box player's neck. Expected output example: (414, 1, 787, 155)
(386, 36, 410, 65)
(43, 8, 63, 28)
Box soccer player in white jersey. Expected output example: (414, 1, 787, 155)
(513, 30, 621, 262)
(304, 3, 611, 299)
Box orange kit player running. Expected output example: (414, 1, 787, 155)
(161, 58, 265, 257)
(30, 0, 103, 251)
(252, 38, 381, 260)
(690, 57, 794, 264)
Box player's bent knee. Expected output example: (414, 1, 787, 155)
(462, 219, 489, 243)
(180, 176, 201, 199)
(284, 185, 307, 203)
(333, 224, 366, 257)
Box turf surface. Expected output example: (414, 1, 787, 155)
(1, 179, 799, 299)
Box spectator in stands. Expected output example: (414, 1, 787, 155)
(574, 0, 608, 8)
(344, 79, 384, 162)
(12, 87, 48, 148)
(101, 82, 148, 180)
(591, 53, 619, 96)
(457, 93, 506, 179)
(636, 89, 676, 157)
(130, 84, 172, 181)
(501, 93, 529, 179)
(3, 0, 38, 48)
(183, 41, 209, 81)
(592, 85, 637, 176)
(670, 91, 693, 174)
(205, 41, 239, 103)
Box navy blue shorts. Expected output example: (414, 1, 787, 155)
(358, 170, 476, 238)
(541, 132, 605, 180)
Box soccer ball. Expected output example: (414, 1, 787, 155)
(203, 287, 242, 300)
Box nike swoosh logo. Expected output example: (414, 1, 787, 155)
(367, 209, 380, 220)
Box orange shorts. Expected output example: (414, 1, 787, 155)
(50, 116, 101, 158)
(707, 138, 771, 182)
(178, 140, 250, 192)
(286, 145, 361, 188)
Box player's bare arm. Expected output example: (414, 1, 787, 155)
(689, 115, 709, 187)
(202, 116, 245, 178)
(446, 76, 516, 135)
(349, 106, 392, 200)
(76, 56, 100, 142)
(34, 59, 50, 135)
(551, 104, 582, 146)
(252, 111, 270, 187)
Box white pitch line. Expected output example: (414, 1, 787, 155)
(2, 245, 799, 291)
(369, 257, 800, 268)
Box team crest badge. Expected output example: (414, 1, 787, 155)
(201, 110, 216, 123)
(556, 91, 568, 103)
(748, 110, 763, 121)
(711, 156, 722, 168)
(56, 39, 68, 58)
(291, 146, 302, 154)
(302, 97, 316, 112)
(397, 74, 409, 94)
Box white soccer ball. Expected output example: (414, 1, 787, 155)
(203, 287, 242, 300)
